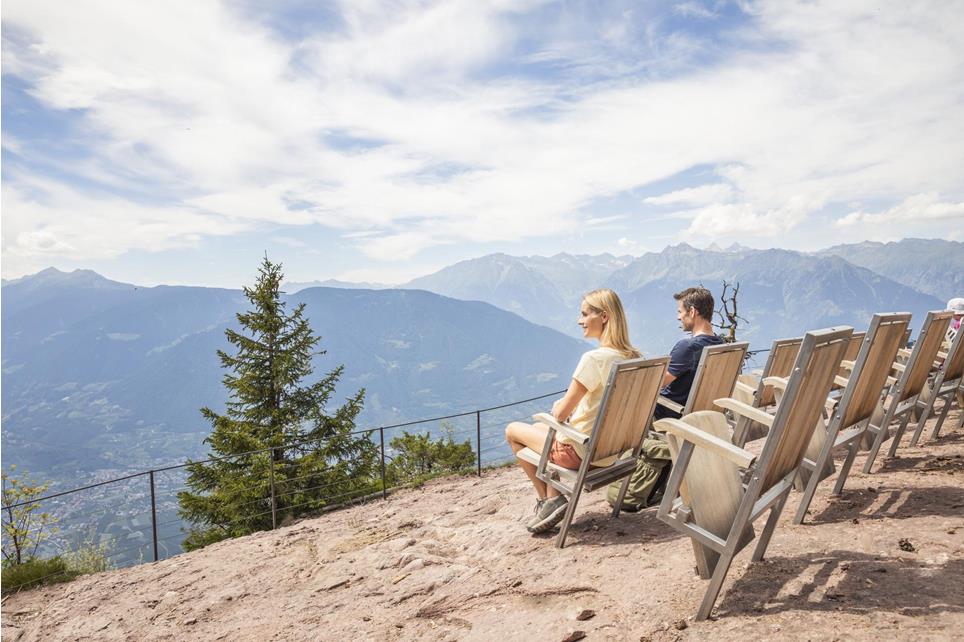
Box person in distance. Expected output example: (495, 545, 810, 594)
(505, 288, 641, 534)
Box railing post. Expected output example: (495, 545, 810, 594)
(476, 411, 482, 477)
(149, 470, 158, 562)
(380, 428, 387, 498)
(269, 447, 277, 530)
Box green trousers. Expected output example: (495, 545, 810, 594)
(606, 438, 672, 510)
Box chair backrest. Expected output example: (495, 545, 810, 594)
(588, 356, 670, 462)
(685, 341, 749, 415)
(836, 313, 911, 430)
(898, 311, 954, 402)
(758, 327, 853, 492)
(844, 331, 867, 362)
(940, 324, 964, 383)
(755, 337, 803, 407)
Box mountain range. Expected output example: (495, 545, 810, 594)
(1, 270, 585, 486)
(817, 239, 963, 302)
(2, 237, 958, 489)
(403, 239, 954, 353)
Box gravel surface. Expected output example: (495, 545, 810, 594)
(4, 408, 963, 641)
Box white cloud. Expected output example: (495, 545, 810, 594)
(673, 2, 718, 19)
(1, 175, 249, 274)
(681, 194, 822, 238)
(644, 183, 734, 207)
(3, 0, 964, 277)
(836, 193, 964, 227)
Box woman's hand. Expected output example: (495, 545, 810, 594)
(553, 379, 588, 423)
(551, 398, 566, 421)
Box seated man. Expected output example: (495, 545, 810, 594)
(607, 286, 724, 511)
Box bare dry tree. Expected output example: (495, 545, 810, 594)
(714, 280, 748, 343)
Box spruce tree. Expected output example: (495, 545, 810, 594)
(178, 257, 376, 549)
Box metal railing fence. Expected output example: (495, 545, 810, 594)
(2, 388, 567, 590)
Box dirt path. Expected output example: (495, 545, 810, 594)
(4, 409, 963, 641)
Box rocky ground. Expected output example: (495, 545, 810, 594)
(3, 408, 963, 641)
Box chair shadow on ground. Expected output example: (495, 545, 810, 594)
(911, 429, 964, 447)
(716, 550, 964, 618)
(807, 484, 964, 525)
(530, 504, 685, 548)
(874, 452, 964, 474)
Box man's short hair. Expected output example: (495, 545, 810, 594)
(674, 287, 714, 321)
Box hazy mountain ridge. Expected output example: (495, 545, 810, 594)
(403, 252, 633, 334)
(403, 242, 946, 353)
(283, 278, 387, 293)
(2, 271, 585, 485)
(817, 238, 963, 302)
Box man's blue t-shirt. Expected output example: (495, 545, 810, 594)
(655, 333, 726, 419)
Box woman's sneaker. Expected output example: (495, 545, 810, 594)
(524, 499, 546, 528)
(527, 495, 569, 533)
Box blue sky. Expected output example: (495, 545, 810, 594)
(3, 0, 963, 287)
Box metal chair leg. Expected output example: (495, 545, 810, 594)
(929, 395, 953, 441)
(754, 493, 790, 561)
(886, 412, 912, 459)
(832, 441, 860, 496)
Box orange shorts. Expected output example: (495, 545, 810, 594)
(549, 439, 583, 470)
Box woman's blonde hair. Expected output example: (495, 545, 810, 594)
(583, 288, 641, 358)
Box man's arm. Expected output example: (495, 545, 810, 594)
(661, 339, 688, 388)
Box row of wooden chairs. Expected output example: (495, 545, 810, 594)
(515, 310, 963, 621)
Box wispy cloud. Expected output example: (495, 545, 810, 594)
(2, 0, 963, 278)
(644, 183, 734, 207)
(836, 193, 964, 228)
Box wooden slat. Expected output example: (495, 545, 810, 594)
(592, 359, 666, 462)
(762, 331, 850, 491)
(900, 313, 953, 401)
(840, 318, 909, 429)
(687, 343, 748, 414)
(942, 331, 964, 382)
(805, 314, 909, 471)
(757, 338, 803, 407)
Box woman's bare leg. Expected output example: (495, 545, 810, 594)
(505, 421, 561, 498)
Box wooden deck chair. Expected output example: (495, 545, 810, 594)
(516, 356, 669, 548)
(831, 331, 866, 390)
(858, 310, 954, 473)
(790, 313, 911, 524)
(655, 341, 749, 418)
(731, 337, 803, 447)
(908, 323, 964, 444)
(655, 326, 852, 621)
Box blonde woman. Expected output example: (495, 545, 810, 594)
(505, 288, 640, 533)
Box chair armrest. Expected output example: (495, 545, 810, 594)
(734, 380, 756, 396)
(834, 375, 850, 388)
(656, 395, 684, 415)
(825, 395, 839, 414)
(713, 398, 774, 427)
(531, 413, 589, 445)
(763, 376, 789, 391)
(654, 418, 756, 468)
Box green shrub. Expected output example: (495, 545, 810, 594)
(1, 557, 78, 595)
(63, 538, 113, 575)
(386, 424, 475, 486)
